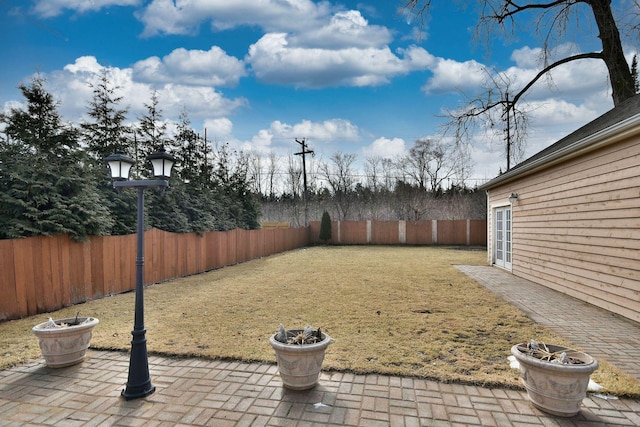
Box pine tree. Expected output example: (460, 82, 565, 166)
(173, 109, 217, 233)
(319, 211, 332, 243)
(0, 76, 113, 240)
(137, 90, 168, 178)
(211, 143, 260, 230)
(81, 69, 136, 235)
(82, 70, 132, 163)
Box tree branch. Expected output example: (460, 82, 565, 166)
(495, 1, 576, 23)
(510, 51, 603, 106)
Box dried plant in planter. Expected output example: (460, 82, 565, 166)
(57, 312, 85, 328)
(511, 339, 598, 416)
(32, 313, 99, 368)
(270, 324, 333, 390)
(519, 339, 585, 365)
(274, 324, 324, 345)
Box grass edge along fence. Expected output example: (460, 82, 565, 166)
(1, 219, 486, 321)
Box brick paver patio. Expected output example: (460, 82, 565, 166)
(1, 350, 639, 426)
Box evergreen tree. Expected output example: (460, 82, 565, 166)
(319, 211, 332, 243)
(173, 109, 217, 233)
(133, 90, 186, 233)
(0, 76, 113, 240)
(137, 90, 168, 178)
(82, 70, 132, 163)
(81, 69, 136, 235)
(211, 144, 260, 230)
(174, 108, 200, 185)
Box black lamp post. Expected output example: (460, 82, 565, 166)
(105, 148, 175, 400)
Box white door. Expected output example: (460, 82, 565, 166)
(494, 207, 512, 270)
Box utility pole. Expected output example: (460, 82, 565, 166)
(504, 92, 512, 171)
(294, 138, 314, 226)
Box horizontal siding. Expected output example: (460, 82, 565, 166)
(488, 134, 640, 323)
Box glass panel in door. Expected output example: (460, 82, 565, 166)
(494, 207, 512, 270)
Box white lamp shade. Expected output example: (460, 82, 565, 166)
(147, 149, 175, 179)
(105, 153, 135, 180)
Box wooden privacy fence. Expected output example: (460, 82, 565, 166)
(0, 219, 486, 321)
(309, 219, 487, 246)
(0, 227, 310, 321)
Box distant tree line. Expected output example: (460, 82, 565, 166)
(255, 149, 486, 227)
(0, 74, 486, 240)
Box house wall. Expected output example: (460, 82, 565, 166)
(487, 135, 640, 323)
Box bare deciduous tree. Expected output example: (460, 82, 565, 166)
(442, 68, 530, 170)
(399, 138, 459, 192)
(404, 0, 635, 106)
(246, 150, 264, 196)
(364, 156, 383, 193)
(285, 153, 302, 199)
(319, 152, 358, 220)
(381, 158, 398, 191)
(404, 0, 637, 169)
(266, 151, 279, 200)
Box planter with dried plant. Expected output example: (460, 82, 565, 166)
(511, 340, 598, 417)
(269, 325, 333, 390)
(32, 313, 99, 368)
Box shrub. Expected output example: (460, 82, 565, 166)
(319, 211, 332, 243)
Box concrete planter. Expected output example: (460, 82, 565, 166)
(32, 317, 99, 368)
(269, 330, 333, 390)
(511, 343, 598, 417)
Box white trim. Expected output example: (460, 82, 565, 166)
(492, 205, 513, 271)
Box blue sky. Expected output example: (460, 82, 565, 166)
(1, 0, 635, 187)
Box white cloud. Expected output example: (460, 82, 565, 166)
(422, 58, 486, 94)
(290, 10, 392, 49)
(137, 0, 331, 37)
(32, 0, 140, 18)
(423, 40, 610, 103)
(203, 117, 233, 138)
(132, 46, 246, 87)
(135, 2, 432, 89)
(38, 56, 247, 126)
(270, 118, 360, 141)
(238, 129, 275, 153)
(526, 98, 600, 127)
(361, 137, 406, 159)
(231, 118, 361, 155)
(156, 84, 248, 118)
(510, 46, 543, 69)
(247, 33, 432, 88)
(63, 56, 103, 74)
(398, 45, 437, 69)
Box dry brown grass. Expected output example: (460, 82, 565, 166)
(2, 246, 638, 396)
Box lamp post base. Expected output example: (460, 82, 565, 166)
(121, 326, 155, 400)
(121, 383, 156, 400)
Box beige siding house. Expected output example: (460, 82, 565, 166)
(482, 95, 640, 323)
